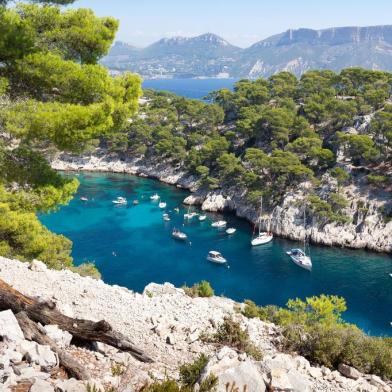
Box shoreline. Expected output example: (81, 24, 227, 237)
(51, 151, 392, 255)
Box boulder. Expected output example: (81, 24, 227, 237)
(29, 259, 47, 272)
(269, 367, 311, 392)
(201, 347, 266, 392)
(18, 341, 57, 369)
(0, 310, 24, 343)
(55, 378, 86, 392)
(43, 325, 72, 348)
(30, 378, 54, 392)
(338, 363, 361, 380)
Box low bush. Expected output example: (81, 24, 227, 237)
(203, 317, 263, 361)
(71, 262, 101, 280)
(183, 280, 214, 298)
(241, 295, 392, 380)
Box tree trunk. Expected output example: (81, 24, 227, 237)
(0, 278, 153, 363)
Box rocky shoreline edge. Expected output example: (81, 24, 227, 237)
(1, 256, 391, 392)
(51, 151, 392, 254)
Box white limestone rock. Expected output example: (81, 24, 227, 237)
(30, 378, 54, 392)
(201, 347, 266, 392)
(43, 325, 72, 348)
(0, 310, 24, 343)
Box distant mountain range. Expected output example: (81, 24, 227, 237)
(101, 26, 392, 79)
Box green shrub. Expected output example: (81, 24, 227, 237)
(204, 317, 263, 361)
(366, 174, 390, 187)
(183, 280, 214, 298)
(241, 295, 392, 380)
(179, 354, 209, 387)
(71, 262, 101, 280)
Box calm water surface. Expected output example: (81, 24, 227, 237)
(40, 173, 392, 336)
(142, 78, 237, 99)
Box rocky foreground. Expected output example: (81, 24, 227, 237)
(51, 151, 392, 254)
(0, 257, 391, 392)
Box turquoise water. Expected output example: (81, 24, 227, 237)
(40, 172, 392, 336)
(142, 78, 237, 99)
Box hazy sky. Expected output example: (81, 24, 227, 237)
(71, 0, 392, 48)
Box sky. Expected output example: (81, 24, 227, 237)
(70, 0, 392, 48)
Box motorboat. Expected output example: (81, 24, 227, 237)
(174, 207, 180, 213)
(150, 193, 160, 201)
(286, 249, 312, 270)
(163, 213, 170, 221)
(112, 196, 127, 205)
(159, 202, 167, 209)
(172, 228, 188, 241)
(226, 228, 236, 235)
(199, 215, 207, 221)
(207, 251, 227, 264)
(287, 209, 312, 270)
(80, 196, 88, 202)
(211, 220, 227, 228)
(133, 200, 139, 205)
(251, 196, 273, 246)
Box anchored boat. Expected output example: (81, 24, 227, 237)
(112, 196, 127, 205)
(172, 228, 188, 241)
(287, 209, 312, 270)
(211, 220, 227, 228)
(251, 196, 273, 246)
(207, 251, 227, 264)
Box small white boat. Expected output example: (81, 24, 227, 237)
(286, 249, 312, 270)
(174, 207, 180, 213)
(159, 202, 167, 209)
(150, 193, 160, 201)
(80, 197, 88, 202)
(184, 213, 192, 220)
(172, 228, 188, 241)
(287, 209, 312, 270)
(251, 196, 273, 246)
(163, 213, 170, 221)
(112, 196, 127, 205)
(207, 251, 227, 264)
(199, 215, 207, 221)
(211, 220, 227, 228)
(133, 200, 139, 205)
(226, 228, 236, 235)
(389, 273, 392, 278)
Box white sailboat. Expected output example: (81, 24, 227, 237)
(287, 209, 312, 270)
(226, 228, 236, 234)
(150, 193, 160, 201)
(199, 215, 207, 221)
(251, 196, 273, 246)
(159, 201, 167, 209)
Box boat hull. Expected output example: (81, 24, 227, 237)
(207, 256, 227, 264)
(288, 254, 312, 270)
(251, 234, 273, 246)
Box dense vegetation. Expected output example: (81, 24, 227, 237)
(0, 1, 141, 269)
(106, 69, 391, 224)
(242, 295, 392, 379)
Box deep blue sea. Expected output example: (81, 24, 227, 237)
(40, 172, 392, 336)
(142, 78, 237, 99)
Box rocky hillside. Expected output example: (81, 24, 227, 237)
(1, 256, 391, 392)
(50, 151, 392, 254)
(102, 25, 392, 78)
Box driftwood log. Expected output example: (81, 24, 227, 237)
(0, 278, 153, 367)
(15, 311, 90, 380)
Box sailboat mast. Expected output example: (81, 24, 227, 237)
(259, 196, 262, 235)
(303, 207, 306, 253)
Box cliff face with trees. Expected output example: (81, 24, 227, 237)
(0, 0, 141, 268)
(73, 68, 391, 252)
